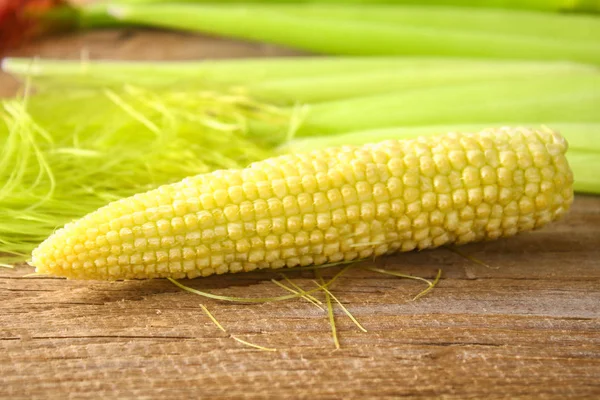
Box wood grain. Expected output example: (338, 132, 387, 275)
(1, 29, 599, 400)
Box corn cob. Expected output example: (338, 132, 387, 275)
(31, 127, 574, 280)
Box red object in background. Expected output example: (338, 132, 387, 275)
(0, 0, 67, 54)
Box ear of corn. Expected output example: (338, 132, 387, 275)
(31, 127, 574, 280)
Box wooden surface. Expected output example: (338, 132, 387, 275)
(1, 29, 600, 400)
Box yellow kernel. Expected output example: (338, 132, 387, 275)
(185, 232, 201, 246)
(421, 192, 437, 211)
(403, 187, 420, 203)
(467, 188, 483, 206)
(313, 192, 330, 213)
(297, 193, 314, 213)
(106, 231, 120, 245)
(445, 211, 460, 231)
(197, 210, 214, 228)
(310, 230, 324, 245)
(419, 156, 436, 177)
(413, 212, 429, 230)
(132, 211, 146, 225)
(360, 202, 376, 221)
(323, 190, 342, 210)
(199, 193, 216, 209)
(252, 199, 268, 219)
(256, 181, 272, 199)
(271, 217, 286, 234)
(341, 185, 359, 205)
(281, 247, 298, 259)
(483, 185, 498, 203)
(301, 175, 318, 193)
(248, 249, 265, 263)
(535, 193, 551, 210)
(387, 158, 404, 177)
(499, 187, 514, 205)
(282, 196, 300, 216)
(403, 153, 419, 169)
(452, 189, 467, 209)
(433, 175, 451, 194)
(271, 179, 288, 198)
(253, 219, 270, 236)
(476, 203, 491, 219)
(317, 213, 332, 230)
(466, 149, 485, 167)
(396, 215, 411, 231)
(316, 171, 331, 191)
(242, 182, 258, 201)
(171, 217, 186, 233)
(302, 214, 317, 231)
(406, 201, 421, 218)
(286, 216, 302, 233)
(332, 208, 348, 224)
(499, 151, 517, 169)
(497, 168, 513, 187)
(433, 153, 451, 174)
(356, 181, 372, 202)
(448, 150, 467, 170)
(462, 166, 481, 188)
(250, 236, 265, 249)
(402, 171, 419, 188)
(183, 214, 198, 230)
(517, 152, 533, 169)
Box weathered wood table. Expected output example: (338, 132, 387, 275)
(1, 29, 599, 399)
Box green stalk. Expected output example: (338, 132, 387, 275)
(282, 123, 600, 194)
(103, 3, 600, 64)
(4, 57, 598, 104)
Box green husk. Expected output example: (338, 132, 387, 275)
(49, 0, 600, 35)
(285, 76, 600, 136)
(564, 152, 600, 194)
(0, 85, 288, 263)
(283, 123, 600, 152)
(7, 57, 597, 104)
(242, 63, 599, 103)
(91, 0, 600, 13)
(102, 3, 600, 64)
(2, 57, 428, 89)
(258, 4, 600, 43)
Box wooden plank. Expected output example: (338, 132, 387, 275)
(1, 29, 599, 400)
(1, 196, 599, 399)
